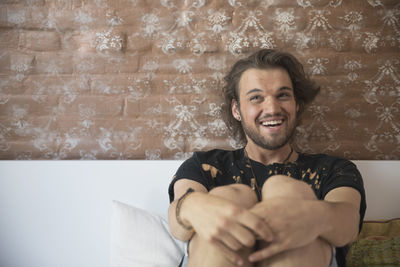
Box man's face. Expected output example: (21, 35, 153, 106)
(232, 68, 299, 150)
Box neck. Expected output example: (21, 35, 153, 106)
(244, 144, 295, 165)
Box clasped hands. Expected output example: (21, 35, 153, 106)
(188, 195, 322, 265)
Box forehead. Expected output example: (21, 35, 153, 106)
(238, 68, 293, 94)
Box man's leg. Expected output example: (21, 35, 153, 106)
(257, 175, 332, 267)
(188, 184, 258, 267)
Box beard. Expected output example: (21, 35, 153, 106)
(241, 114, 297, 150)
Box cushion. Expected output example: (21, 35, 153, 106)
(347, 218, 400, 267)
(110, 200, 185, 267)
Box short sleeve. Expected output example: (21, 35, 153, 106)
(168, 153, 211, 203)
(321, 159, 366, 231)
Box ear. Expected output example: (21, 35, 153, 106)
(296, 103, 300, 113)
(231, 99, 241, 121)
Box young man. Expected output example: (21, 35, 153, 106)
(168, 49, 366, 267)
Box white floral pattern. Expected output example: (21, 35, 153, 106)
(227, 10, 276, 56)
(0, 0, 399, 160)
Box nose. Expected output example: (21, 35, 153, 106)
(263, 97, 281, 115)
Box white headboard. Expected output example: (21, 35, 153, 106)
(0, 160, 399, 267)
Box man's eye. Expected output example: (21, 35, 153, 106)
(250, 95, 262, 102)
(278, 93, 291, 99)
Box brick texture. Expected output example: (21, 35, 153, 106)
(0, 0, 399, 160)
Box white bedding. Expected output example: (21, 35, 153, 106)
(0, 160, 399, 267)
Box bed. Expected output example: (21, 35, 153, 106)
(0, 160, 399, 267)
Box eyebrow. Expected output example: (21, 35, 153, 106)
(245, 88, 263, 95)
(245, 86, 293, 95)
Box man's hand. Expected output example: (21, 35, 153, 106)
(183, 192, 274, 265)
(248, 197, 324, 262)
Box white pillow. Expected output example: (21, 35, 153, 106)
(110, 201, 185, 267)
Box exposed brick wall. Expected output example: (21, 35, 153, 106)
(0, 0, 399, 160)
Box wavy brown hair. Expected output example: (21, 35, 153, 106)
(222, 49, 320, 143)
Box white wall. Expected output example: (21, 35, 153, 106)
(0, 160, 399, 267)
(0, 161, 181, 267)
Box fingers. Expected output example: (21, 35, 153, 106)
(218, 230, 244, 251)
(237, 211, 274, 243)
(225, 222, 256, 247)
(249, 243, 284, 262)
(218, 212, 273, 249)
(211, 239, 245, 266)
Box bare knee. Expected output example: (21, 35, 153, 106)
(261, 175, 316, 200)
(189, 184, 258, 267)
(257, 238, 332, 267)
(209, 184, 258, 208)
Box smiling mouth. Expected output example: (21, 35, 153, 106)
(261, 119, 284, 128)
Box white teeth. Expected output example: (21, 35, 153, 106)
(262, 120, 283, 126)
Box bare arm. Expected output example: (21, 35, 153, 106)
(168, 179, 208, 241)
(168, 179, 273, 242)
(248, 186, 362, 262)
(320, 186, 361, 246)
(168, 179, 274, 265)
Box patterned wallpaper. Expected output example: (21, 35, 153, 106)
(0, 0, 399, 160)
